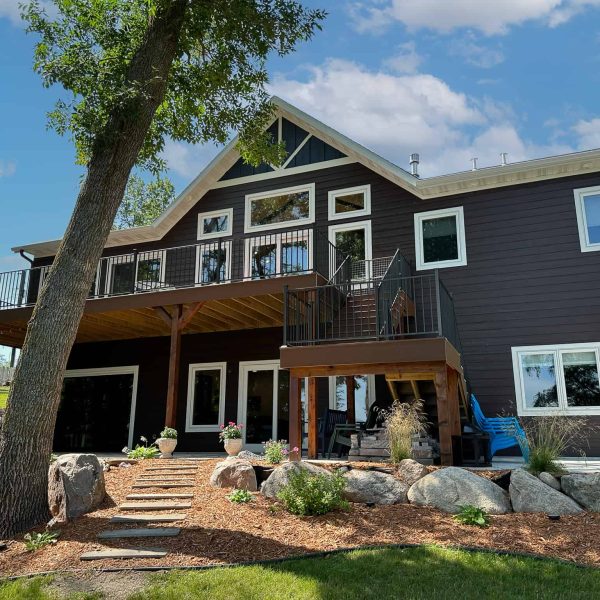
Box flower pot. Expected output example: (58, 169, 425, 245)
(156, 437, 177, 459)
(224, 438, 243, 456)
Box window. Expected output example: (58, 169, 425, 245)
(246, 230, 312, 279)
(414, 207, 467, 270)
(197, 208, 233, 240)
(329, 375, 376, 423)
(185, 362, 226, 432)
(328, 185, 371, 220)
(105, 250, 165, 295)
(512, 343, 600, 415)
(244, 184, 315, 232)
(574, 186, 600, 252)
(195, 240, 231, 284)
(328, 220, 372, 280)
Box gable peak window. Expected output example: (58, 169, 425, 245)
(414, 206, 467, 270)
(197, 208, 233, 240)
(328, 185, 371, 220)
(574, 186, 600, 252)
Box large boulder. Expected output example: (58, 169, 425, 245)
(509, 469, 583, 515)
(397, 459, 428, 486)
(538, 472, 561, 491)
(261, 461, 329, 499)
(343, 470, 409, 504)
(561, 473, 600, 511)
(48, 454, 105, 522)
(210, 459, 257, 491)
(407, 467, 511, 514)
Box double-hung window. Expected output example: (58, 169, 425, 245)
(328, 185, 371, 220)
(196, 208, 233, 284)
(185, 362, 226, 432)
(512, 343, 600, 415)
(414, 207, 467, 270)
(574, 186, 600, 252)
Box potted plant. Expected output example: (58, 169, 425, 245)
(219, 421, 243, 456)
(156, 427, 178, 459)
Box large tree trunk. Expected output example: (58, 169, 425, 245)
(0, 1, 188, 537)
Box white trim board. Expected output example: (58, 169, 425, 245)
(63, 365, 139, 449)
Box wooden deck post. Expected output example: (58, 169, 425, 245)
(307, 377, 318, 459)
(165, 304, 183, 428)
(345, 376, 356, 424)
(434, 366, 462, 466)
(288, 375, 303, 461)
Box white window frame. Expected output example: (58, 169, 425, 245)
(194, 240, 232, 285)
(414, 206, 467, 271)
(512, 342, 600, 416)
(104, 250, 166, 295)
(244, 229, 313, 279)
(197, 208, 233, 240)
(328, 184, 371, 221)
(328, 375, 376, 420)
(574, 185, 600, 252)
(63, 366, 139, 449)
(328, 220, 373, 280)
(185, 361, 227, 433)
(244, 183, 315, 233)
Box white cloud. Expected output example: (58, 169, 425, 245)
(449, 34, 505, 68)
(0, 160, 16, 178)
(350, 0, 600, 36)
(161, 140, 221, 179)
(572, 118, 600, 149)
(0, 0, 21, 24)
(382, 42, 423, 74)
(269, 59, 576, 176)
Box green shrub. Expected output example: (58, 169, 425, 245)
(24, 530, 60, 552)
(453, 505, 490, 528)
(160, 427, 178, 439)
(123, 436, 160, 459)
(277, 468, 349, 516)
(227, 489, 254, 504)
(383, 400, 429, 464)
(263, 439, 296, 464)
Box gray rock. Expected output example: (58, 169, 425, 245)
(561, 473, 600, 511)
(397, 459, 428, 486)
(407, 467, 511, 514)
(343, 470, 409, 504)
(236, 450, 263, 461)
(209, 459, 257, 491)
(48, 454, 106, 522)
(538, 472, 561, 491)
(509, 469, 582, 515)
(261, 461, 329, 499)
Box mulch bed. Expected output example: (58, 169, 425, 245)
(0, 458, 598, 576)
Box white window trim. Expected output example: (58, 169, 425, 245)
(328, 220, 373, 280)
(244, 183, 315, 233)
(328, 184, 371, 221)
(414, 206, 467, 271)
(63, 366, 139, 449)
(328, 375, 376, 418)
(104, 250, 166, 295)
(185, 361, 227, 433)
(512, 342, 600, 416)
(244, 229, 313, 279)
(574, 185, 600, 252)
(194, 240, 232, 285)
(197, 208, 233, 240)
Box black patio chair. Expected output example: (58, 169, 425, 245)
(317, 409, 347, 456)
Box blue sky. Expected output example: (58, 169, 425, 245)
(1, 0, 600, 285)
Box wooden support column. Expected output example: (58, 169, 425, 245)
(288, 375, 303, 461)
(434, 366, 462, 466)
(307, 377, 318, 459)
(345, 376, 356, 424)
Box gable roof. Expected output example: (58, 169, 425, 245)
(14, 96, 600, 258)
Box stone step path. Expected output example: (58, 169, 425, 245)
(139, 471, 196, 475)
(126, 493, 194, 500)
(110, 513, 187, 523)
(137, 476, 195, 480)
(98, 527, 181, 539)
(81, 548, 168, 561)
(132, 482, 194, 489)
(145, 466, 199, 471)
(119, 501, 192, 511)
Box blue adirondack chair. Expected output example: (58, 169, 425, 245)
(470, 394, 529, 462)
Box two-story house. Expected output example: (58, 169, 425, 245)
(1, 97, 599, 463)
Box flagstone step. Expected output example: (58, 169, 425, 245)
(126, 493, 194, 500)
(132, 483, 194, 489)
(111, 513, 187, 523)
(119, 502, 192, 511)
(137, 476, 195, 480)
(81, 548, 168, 561)
(145, 466, 199, 471)
(140, 471, 196, 476)
(97, 527, 181, 539)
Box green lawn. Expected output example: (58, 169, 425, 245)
(1, 546, 598, 599)
(0, 386, 8, 409)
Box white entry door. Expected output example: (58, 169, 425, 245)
(237, 360, 290, 452)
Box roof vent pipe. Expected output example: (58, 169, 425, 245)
(409, 153, 420, 178)
(500, 152, 508, 166)
(471, 157, 478, 171)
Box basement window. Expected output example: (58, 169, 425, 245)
(185, 362, 226, 432)
(512, 343, 600, 416)
(574, 186, 600, 252)
(414, 207, 467, 270)
(328, 185, 371, 220)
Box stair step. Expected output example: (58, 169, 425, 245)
(126, 493, 194, 500)
(111, 513, 187, 523)
(132, 483, 193, 489)
(81, 548, 167, 561)
(145, 466, 199, 471)
(137, 477, 195, 481)
(97, 528, 180, 539)
(119, 502, 192, 511)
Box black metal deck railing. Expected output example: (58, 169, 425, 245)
(284, 251, 461, 351)
(0, 227, 344, 310)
